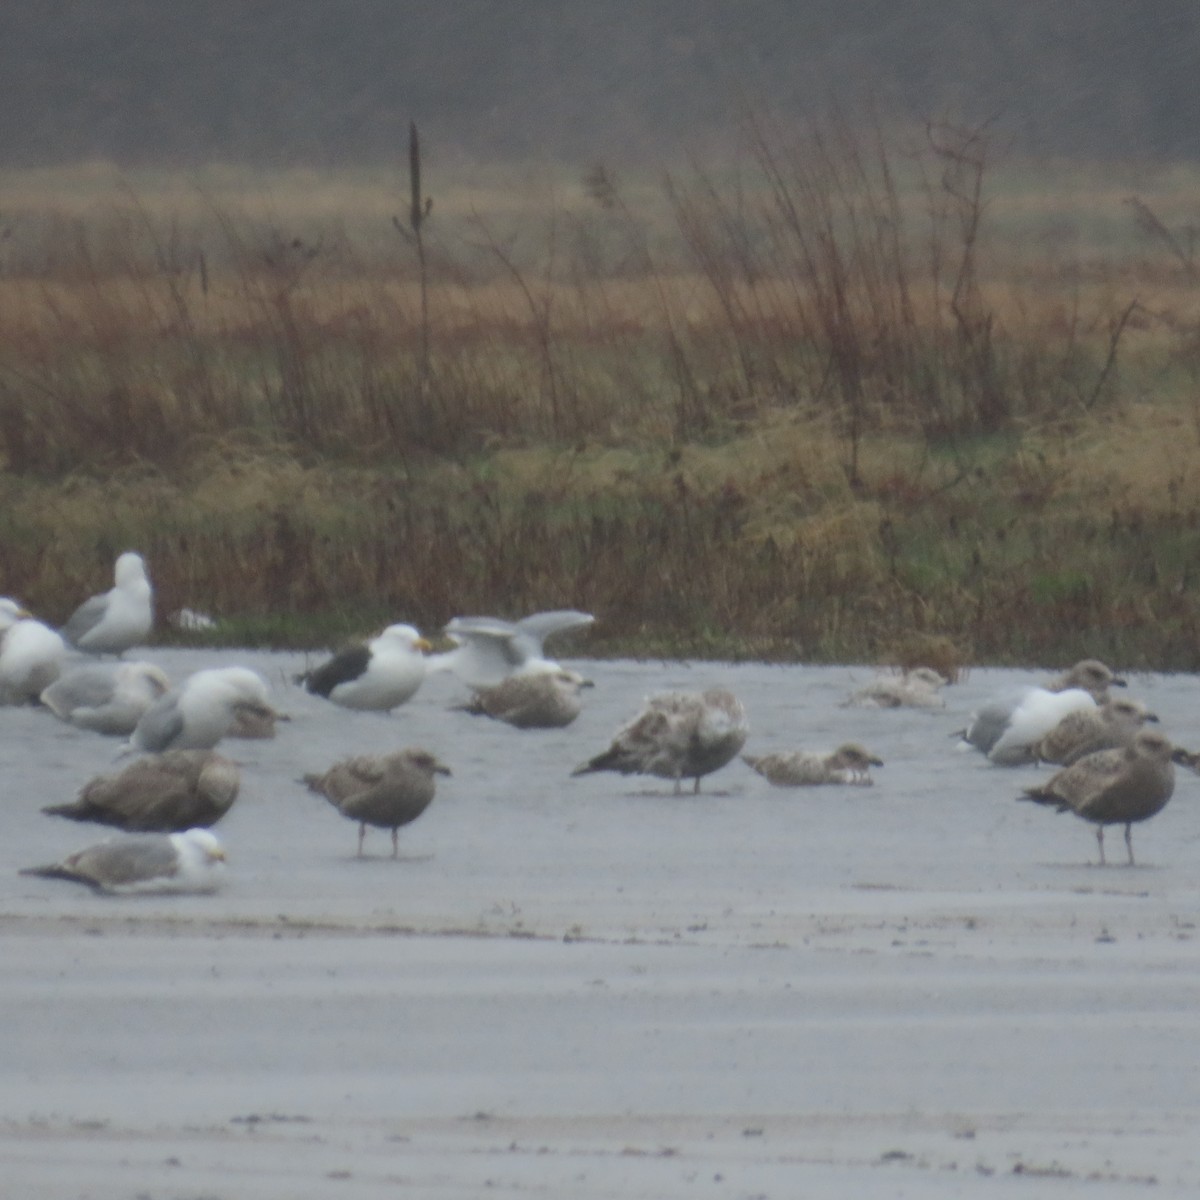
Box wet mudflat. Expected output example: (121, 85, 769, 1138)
(3, 650, 1200, 1197)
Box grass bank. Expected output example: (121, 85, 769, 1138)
(3, 121, 1200, 668)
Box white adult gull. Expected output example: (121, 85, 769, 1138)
(61, 551, 154, 655)
(20, 828, 227, 894)
(0, 597, 67, 704)
(957, 659, 1126, 766)
(297, 623, 432, 712)
(125, 666, 279, 753)
(40, 660, 172, 735)
(431, 609, 595, 690)
(572, 687, 748, 794)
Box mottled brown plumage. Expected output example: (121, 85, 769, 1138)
(304, 747, 451, 857)
(42, 750, 241, 832)
(743, 743, 884, 787)
(572, 688, 748, 794)
(455, 669, 592, 729)
(1019, 728, 1177, 865)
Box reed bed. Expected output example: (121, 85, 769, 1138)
(3, 121, 1200, 665)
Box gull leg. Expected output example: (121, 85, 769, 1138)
(392, 827, 400, 858)
(1095, 826, 1106, 866)
(357, 823, 366, 857)
(1125, 823, 1136, 866)
(693, 776, 701, 795)
(673, 776, 683, 796)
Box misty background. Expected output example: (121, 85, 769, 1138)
(3, 1, 1199, 170)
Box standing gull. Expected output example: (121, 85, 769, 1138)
(0, 598, 66, 704)
(43, 750, 241, 831)
(297, 623, 432, 711)
(453, 668, 593, 729)
(61, 551, 154, 655)
(20, 828, 227, 894)
(431, 609, 595, 690)
(126, 666, 278, 753)
(40, 660, 171, 735)
(303, 747, 451, 857)
(1017, 728, 1178, 865)
(572, 688, 749, 794)
(743, 743, 884, 787)
(1033, 695, 1158, 766)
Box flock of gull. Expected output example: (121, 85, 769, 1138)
(2, 551, 1196, 893)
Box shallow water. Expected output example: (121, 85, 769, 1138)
(3, 651, 1200, 1196)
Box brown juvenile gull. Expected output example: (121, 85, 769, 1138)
(743, 743, 884, 787)
(0, 597, 67, 704)
(297, 623, 432, 711)
(40, 660, 172, 736)
(42, 749, 241, 832)
(61, 551, 154, 655)
(1018, 728, 1178, 865)
(20, 828, 226, 894)
(303, 747, 451, 857)
(1033, 695, 1159, 767)
(572, 688, 749, 795)
(453, 668, 593, 729)
(844, 667, 948, 710)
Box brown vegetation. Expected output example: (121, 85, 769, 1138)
(3, 120, 1200, 666)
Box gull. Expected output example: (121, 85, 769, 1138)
(1033, 695, 1158, 766)
(431, 609, 595, 690)
(20, 828, 227, 894)
(572, 687, 748, 794)
(61, 551, 154, 655)
(40, 660, 172, 735)
(844, 667, 947, 709)
(297, 623, 432, 711)
(303, 747, 451, 857)
(957, 659, 1126, 766)
(126, 666, 278, 753)
(1018, 728, 1178, 865)
(0, 598, 66, 704)
(452, 668, 593, 729)
(743, 742, 884, 786)
(42, 750, 240, 831)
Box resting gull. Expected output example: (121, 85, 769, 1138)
(20, 828, 227, 894)
(303, 747, 451, 857)
(61, 551, 153, 655)
(1017, 728, 1178, 865)
(957, 659, 1126, 766)
(431, 609, 595, 690)
(453, 668, 593, 729)
(126, 666, 278, 753)
(0, 598, 66, 704)
(40, 660, 172, 735)
(844, 667, 947, 709)
(1033, 695, 1158, 767)
(743, 742, 884, 787)
(572, 687, 748, 794)
(43, 749, 241, 831)
(297, 623, 432, 711)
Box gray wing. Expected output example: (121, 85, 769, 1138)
(40, 665, 118, 718)
(514, 610, 595, 652)
(131, 693, 186, 752)
(34, 836, 181, 889)
(60, 593, 110, 647)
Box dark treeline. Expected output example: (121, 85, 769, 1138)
(3, 1, 1200, 168)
